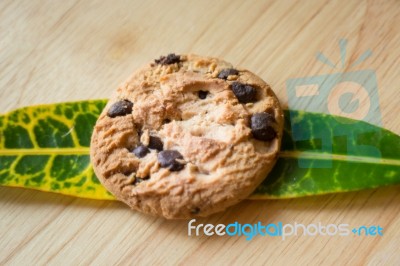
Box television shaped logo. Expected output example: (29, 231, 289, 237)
(286, 39, 382, 168)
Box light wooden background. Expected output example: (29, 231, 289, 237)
(1, 0, 399, 265)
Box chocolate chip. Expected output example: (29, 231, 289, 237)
(217, 68, 239, 79)
(231, 82, 257, 103)
(107, 100, 133, 118)
(155, 53, 180, 65)
(190, 207, 200, 214)
(250, 112, 277, 141)
(123, 170, 135, 177)
(148, 136, 163, 151)
(134, 177, 144, 184)
(163, 118, 171, 124)
(198, 90, 208, 99)
(158, 150, 184, 171)
(133, 176, 150, 185)
(133, 145, 150, 158)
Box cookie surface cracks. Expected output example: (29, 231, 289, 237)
(90, 54, 283, 219)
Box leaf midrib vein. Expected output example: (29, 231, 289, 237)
(0, 148, 89, 156)
(1, 149, 399, 166)
(279, 151, 400, 166)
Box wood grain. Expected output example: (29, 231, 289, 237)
(0, 0, 399, 265)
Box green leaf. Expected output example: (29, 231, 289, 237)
(0, 100, 399, 200)
(251, 110, 400, 198)
(0, 100, 114, 200)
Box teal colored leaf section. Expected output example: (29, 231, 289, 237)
(252, 110, 400, 198)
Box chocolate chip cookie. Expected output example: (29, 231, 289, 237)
(90, 54, 284, 219)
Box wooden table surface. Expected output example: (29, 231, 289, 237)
(1, 0, 399, 265)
